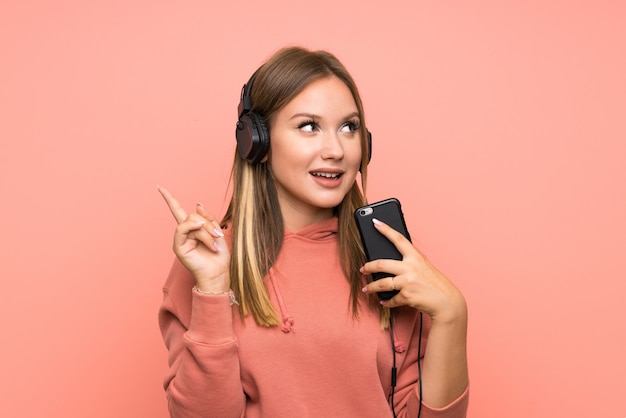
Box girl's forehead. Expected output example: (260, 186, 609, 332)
(278, 77, 358, 117)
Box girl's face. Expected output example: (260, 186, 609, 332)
(268, 76, 363, 231)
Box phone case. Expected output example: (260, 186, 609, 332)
(354, 198, 411, 300)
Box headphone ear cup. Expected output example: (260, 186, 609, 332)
(360, 130, 372, 172)
(236, 112, 270, 164)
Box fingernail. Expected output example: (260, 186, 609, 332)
(213, 242, 221, 252)
(196, 202, 205, 208)
(372, 218, 384, 227)
(195, 221, 207, 226)
(213, 227, 224, 237)
(361, 286, 368, 293)
(359, 266, 365, 273)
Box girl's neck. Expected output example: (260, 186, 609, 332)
(280, 205, 334, 232)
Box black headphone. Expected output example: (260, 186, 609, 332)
(235, 69, 372, 166)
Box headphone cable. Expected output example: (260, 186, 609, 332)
(389, 313, 398, 418)
(417, 311, 423, 418)
(389, 311, 424, 418)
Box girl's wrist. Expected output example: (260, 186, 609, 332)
(431, 294, 468, 326)
(194, 271, 230, 292)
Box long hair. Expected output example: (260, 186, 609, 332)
(221, 46, 386, 327)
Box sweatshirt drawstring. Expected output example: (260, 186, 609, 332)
(268, 267, 295, 333)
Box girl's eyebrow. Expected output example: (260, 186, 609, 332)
(342, 112, 361, 120)
(289, 112, 320, 120)
(289, 112, 361, 121)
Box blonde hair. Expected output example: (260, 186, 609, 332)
(221, 47, 387, 327)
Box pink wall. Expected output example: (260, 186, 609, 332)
(1, 1, 624, 416)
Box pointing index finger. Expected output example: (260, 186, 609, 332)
(157, 185, 188, 224)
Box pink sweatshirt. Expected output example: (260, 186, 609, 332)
(159, 217, 468, 417)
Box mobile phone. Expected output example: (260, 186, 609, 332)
(354, 198, 412, 300)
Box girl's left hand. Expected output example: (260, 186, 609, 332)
(361, 219, 467, 324)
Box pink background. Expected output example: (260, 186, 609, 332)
(1, 1, 625, 417)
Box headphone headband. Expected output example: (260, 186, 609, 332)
(237, 70, 258, 120)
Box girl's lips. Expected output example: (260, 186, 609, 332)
(310, 171, 343, 187)
(310, 171, 342, 179)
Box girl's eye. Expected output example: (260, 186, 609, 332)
(340, 120, 360, 133)
(297, 120, 317, 133)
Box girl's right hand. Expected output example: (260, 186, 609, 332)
(158, 186, 231, 293)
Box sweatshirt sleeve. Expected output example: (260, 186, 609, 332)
(158, 259, 245, 418)
(394, 310, 469, 418)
